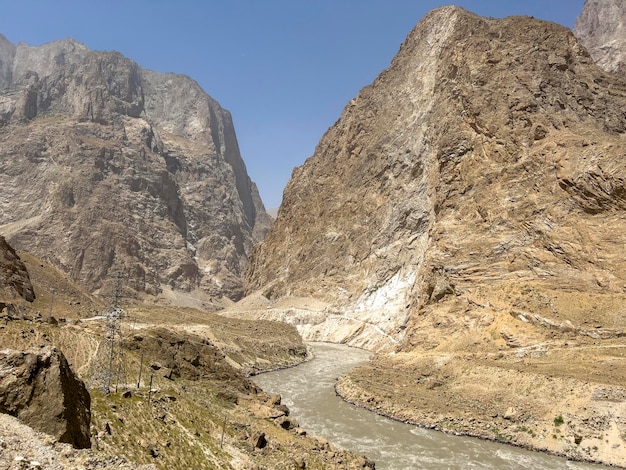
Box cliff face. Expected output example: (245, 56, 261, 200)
(245, 7, 626, 348)
(241, 8, 626, 464)
(574, 0, 626, 73)
(0, 236, 34, 302)
(0, 37, 271, 301)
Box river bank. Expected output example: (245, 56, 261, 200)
(336, 348, 625, 468)
(254, 342, 608, 469)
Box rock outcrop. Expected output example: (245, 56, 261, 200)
(0, 347, 91, 448)
(246, 6, 626, 348)
(0, 36, 271, 301)
(0, 235, 34, 302)
(574, 0, 626, 73)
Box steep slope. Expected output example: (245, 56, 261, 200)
(0, 37, 271, 302)
(574, 0, 626, 73)
(0, 235, 34, 303)
(0, 267, 371, 469)
(244, 8, 626, 465)
(245, 6, 626, 348)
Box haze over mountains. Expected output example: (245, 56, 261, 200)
(0, 36, 271, 303)
(2, 0, 626, 467)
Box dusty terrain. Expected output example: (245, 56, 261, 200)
(0, 252, 373, 469)
(336, 281, 626, 467)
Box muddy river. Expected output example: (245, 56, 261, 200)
(253, 342, 607, 470)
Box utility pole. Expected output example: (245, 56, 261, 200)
(48, 290, 54, 323)
(137, 353, 144, 389)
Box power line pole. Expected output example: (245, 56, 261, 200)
(91, 272, 127, 394)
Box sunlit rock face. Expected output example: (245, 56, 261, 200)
(0, 35, 271, 301)
(245, 7, 626, 349)
(574, 0, 626, 73)
(0, 235, 34, 302)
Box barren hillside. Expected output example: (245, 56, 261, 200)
(242, 6, 626, 466)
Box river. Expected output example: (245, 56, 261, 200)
(252, 342, 608, 470)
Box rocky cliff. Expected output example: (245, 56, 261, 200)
(246, 6, 626, 348)
(244, 6, 626, 465)
(0, 35, 271, 302)
(574, 0, 626, 73)
(0, 235, 34, 303)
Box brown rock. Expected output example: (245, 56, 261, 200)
(250, 431, 267, 449)
(267, 393, 281, 406)
(0, 347, 91, 448)
(0, 236, 34, 302)
(124, 327, 255, 394)
(245, 6, 626, 350)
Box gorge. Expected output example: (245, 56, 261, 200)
(238, 3, 626, 467)
(1, 0, 626, 468)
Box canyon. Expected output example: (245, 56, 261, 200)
(239, 3, 626, 467)
(2, 0, 626, 467)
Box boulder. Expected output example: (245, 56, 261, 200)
(251, 431, 267, 449)
(0, 347, 91, 448)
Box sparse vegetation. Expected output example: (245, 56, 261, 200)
(0, 252, 370, 468)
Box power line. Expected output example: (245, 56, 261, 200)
(91, 272, 128, 394)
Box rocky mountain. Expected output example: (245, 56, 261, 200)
(0, 347, 91, 448)
(243, 5, 626, 465)
(0, 35, 272, 302)
(246, 5, 626, 347)
(574, 0, 626, 73)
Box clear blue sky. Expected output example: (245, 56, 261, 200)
(0, 1, 585, 209)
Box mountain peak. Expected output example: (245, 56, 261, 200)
(0, 35, 271, 303)
(574, 0, 626, 72)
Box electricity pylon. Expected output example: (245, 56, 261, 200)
(91, 272, 127, 394)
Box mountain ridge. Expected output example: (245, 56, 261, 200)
(0, 35, 271, 303)
(245, 5, 626, 347)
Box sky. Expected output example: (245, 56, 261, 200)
(0, 1, 586, 209)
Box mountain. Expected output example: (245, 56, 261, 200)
(246, 6, 626, 348)
(243, 6, 626, 465)
(0, 35, 272, 303)
(574, 0, 626, 73)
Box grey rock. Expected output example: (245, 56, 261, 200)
(0, 347, 91, 448)
(574, 0, 626, 73)
(0, 34, 16, 89)
(0, 36, 271, 301)
(0, 235, 34, 302)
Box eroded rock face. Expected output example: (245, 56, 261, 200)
(0, 235, 34, 302)
(0, 37, 271, 301)
(0, 347, 91, 448)
(574, 0, 626, 73)
(245, 7, 626, 348)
